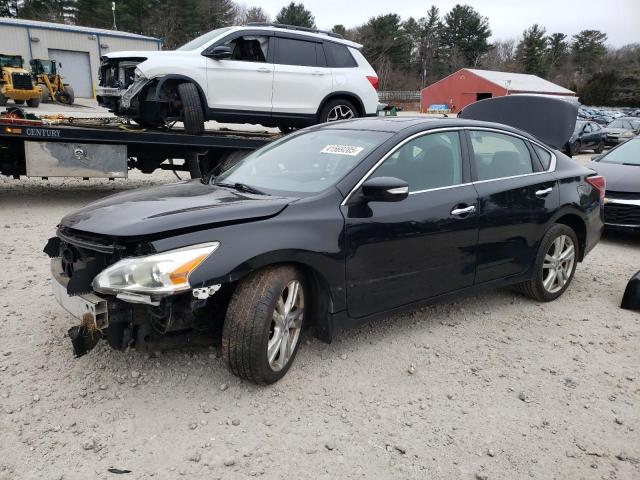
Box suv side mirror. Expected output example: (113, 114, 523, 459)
(207, 46, 232, 60)
(361, 177, 409, 202)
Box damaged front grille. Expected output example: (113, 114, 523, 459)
(99, 57, 146, 89)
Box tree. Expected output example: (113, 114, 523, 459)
(415, 5, 443, 86)
(572, 29, 607, 75)
(0, 0, 18, 17)
(18, 0, 74, 22)
(75, 0, 114, 29)
(516, 24, 548, 77)
(440, 4, 491, 70)
(481, 39, 517, 72)
(546, 32, 568, 73)
(236, 6, 269, 24)
(331, 24, 347, 37)
(275, 2, 315, 28)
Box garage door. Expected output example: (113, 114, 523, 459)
(48, 49, 93, 98)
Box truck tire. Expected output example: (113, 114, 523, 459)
(26, 97, 40, 108)
(0, 93, 6, 106)
(58, 86, 74, 105)
(39, 86, 50, 103)
(222, 265, 306, 384)
(177, 83, 204, 135)
(14, 100, 24, 105)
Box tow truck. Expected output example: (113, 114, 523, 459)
(0, 109, 279, 180)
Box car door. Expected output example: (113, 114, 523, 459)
(204, 33, 274, 113)
(271, 36, 333, 117)
(342, 129, 479, 318)
(468, 129, 559, 284)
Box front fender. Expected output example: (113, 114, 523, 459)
(152, 74, 207, 106)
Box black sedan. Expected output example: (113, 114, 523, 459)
(590, 137, 640, 230)
(567, 120, 605, 155)
(45, 115, 604, 384)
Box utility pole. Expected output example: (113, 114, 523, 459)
(112, 2, 117, 30)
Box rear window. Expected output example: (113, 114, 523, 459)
(275, 37, 319, 67)
(324, 42, 357, 68)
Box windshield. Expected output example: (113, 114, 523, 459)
(0, 55, 22, 68)
(177, 27, 232, 51)
(215, 129, 392, 194)
(599, 139, 640, 166)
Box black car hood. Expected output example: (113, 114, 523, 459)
(588, 161, 640, 193)
(60, 181, 295, 238)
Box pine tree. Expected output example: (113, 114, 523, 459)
(275, 2, 315, 28)
(572, 30, 607, 75)
(0, 0, 18, 17)
(440, 4, 491, 70)
(516, 24, 548, 77)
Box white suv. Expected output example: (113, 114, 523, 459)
(96, 23, 379, 135)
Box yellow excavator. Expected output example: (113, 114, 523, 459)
(30, 59, 74, 105)
(0, 54, 41, 107)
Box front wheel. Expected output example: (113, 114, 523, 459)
(177, 83, 204, 135)
(222, 266, 306, 384)
(57, 86, 74, 105)
(517, 224, 578, 302)
(571, 140, 581, 156)
(319, 98, 358, 123)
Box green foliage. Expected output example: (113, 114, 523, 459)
(275, 2, 315, 28)
(18, 0, 74, 22)
(0, 0, 18, 16)
(579, 71, 617, 105)
(331, 24, 347, 37)
(516, 24, 548, 77)
(440, 4, 491, 70)
(545, 32, 568, 75)
(572, 29, 607, 74)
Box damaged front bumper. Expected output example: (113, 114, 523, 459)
(96, 74, 149, 112)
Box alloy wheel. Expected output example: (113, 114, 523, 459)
(542, 235, 576, 293)
(267, 280, 304, 371)
(326, 104, 355, 122)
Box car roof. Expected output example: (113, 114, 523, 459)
(233, 25, 362, 49)
(314, 116, 544, 143)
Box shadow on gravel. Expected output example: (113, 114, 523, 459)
(601, 230, 640, 250)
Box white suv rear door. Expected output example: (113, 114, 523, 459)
(271, 36, 333, 116)
(204, 33, 274, 113)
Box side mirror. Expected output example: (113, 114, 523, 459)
(361, 177, 409, 203)
(207, 46, 232, 60)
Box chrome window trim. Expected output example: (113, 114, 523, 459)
(341, 126, 557, 206)
(341, 127, 466, 206)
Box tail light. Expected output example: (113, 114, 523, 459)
(586, 175, 606, 200)
(366, 76, 379, 91)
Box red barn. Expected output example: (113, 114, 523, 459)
(420, 68, 576, 113)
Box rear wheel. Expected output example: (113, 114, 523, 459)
(13, 100, 24, 105)
(26, 97, 40, 108)
(571, 140, 581, 155)
(177, 83, 204, 135)
(594, 141, 604, 154)
(517, 224, 578, 302)
(319, 98, 358, 123)
(222, 265, 306, 384)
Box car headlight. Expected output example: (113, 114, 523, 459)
(92, 242, 219, 295)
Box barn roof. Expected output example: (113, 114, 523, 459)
(0, 17, 160, 42)
(466, 69, 575, 95)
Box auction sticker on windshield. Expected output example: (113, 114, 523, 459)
(320, 145, 364, 156)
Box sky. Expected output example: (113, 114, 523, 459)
(251, 0, 640, 48)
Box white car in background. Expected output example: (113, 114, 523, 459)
(96, 23, 379, 134)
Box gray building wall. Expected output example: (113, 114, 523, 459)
(0, 19, 160, 98)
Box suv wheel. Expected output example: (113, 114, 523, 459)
(517, 224, 578, 302)
(177, 83, 204, 135)
(319, 98, 358, 123)
(222, 265, 306, 384)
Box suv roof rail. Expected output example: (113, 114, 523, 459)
(245, 22, 344, 39)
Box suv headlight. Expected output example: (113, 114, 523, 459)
(93, 242, 219, 295)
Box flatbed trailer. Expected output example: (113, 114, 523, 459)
(0, 118, 280, 180)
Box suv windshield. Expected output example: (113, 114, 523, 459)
(599, 139, 640, 166)
(215, 129, 391, 194)
(177, 27, 232, 51)
(0, 55, 22, 68)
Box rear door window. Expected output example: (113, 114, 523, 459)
(275, 37, 319, 67)
(324, 42, 357, 68)
(469, 130, 534, 181)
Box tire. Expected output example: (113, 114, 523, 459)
(571, 140, 581, 156)
(319, 98, 358, 123)
(185, 151, 202, 179)
(177, 83, 204, 135)
(222, 265, 306, 384)
(13, 100, 24, 105)
(39, 86, 50, 103)
(278, 125, 296, 134)
(517, 224, 579, 302)
(594, 141, 604, 154)
(26, 97, 40, 108)
(0, 93, 6, 107)
(57, 86, 74, 105)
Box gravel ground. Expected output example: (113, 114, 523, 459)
(0, 153, 639, 480)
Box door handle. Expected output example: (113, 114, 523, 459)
(312, 71, 325, 76)
(535, 187, 553, 197)
(256, 67, 271, 73)
(450, 205, 476, 216)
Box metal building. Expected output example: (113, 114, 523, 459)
(0, 18, 161, 98)
(421, 68, 576, 114)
